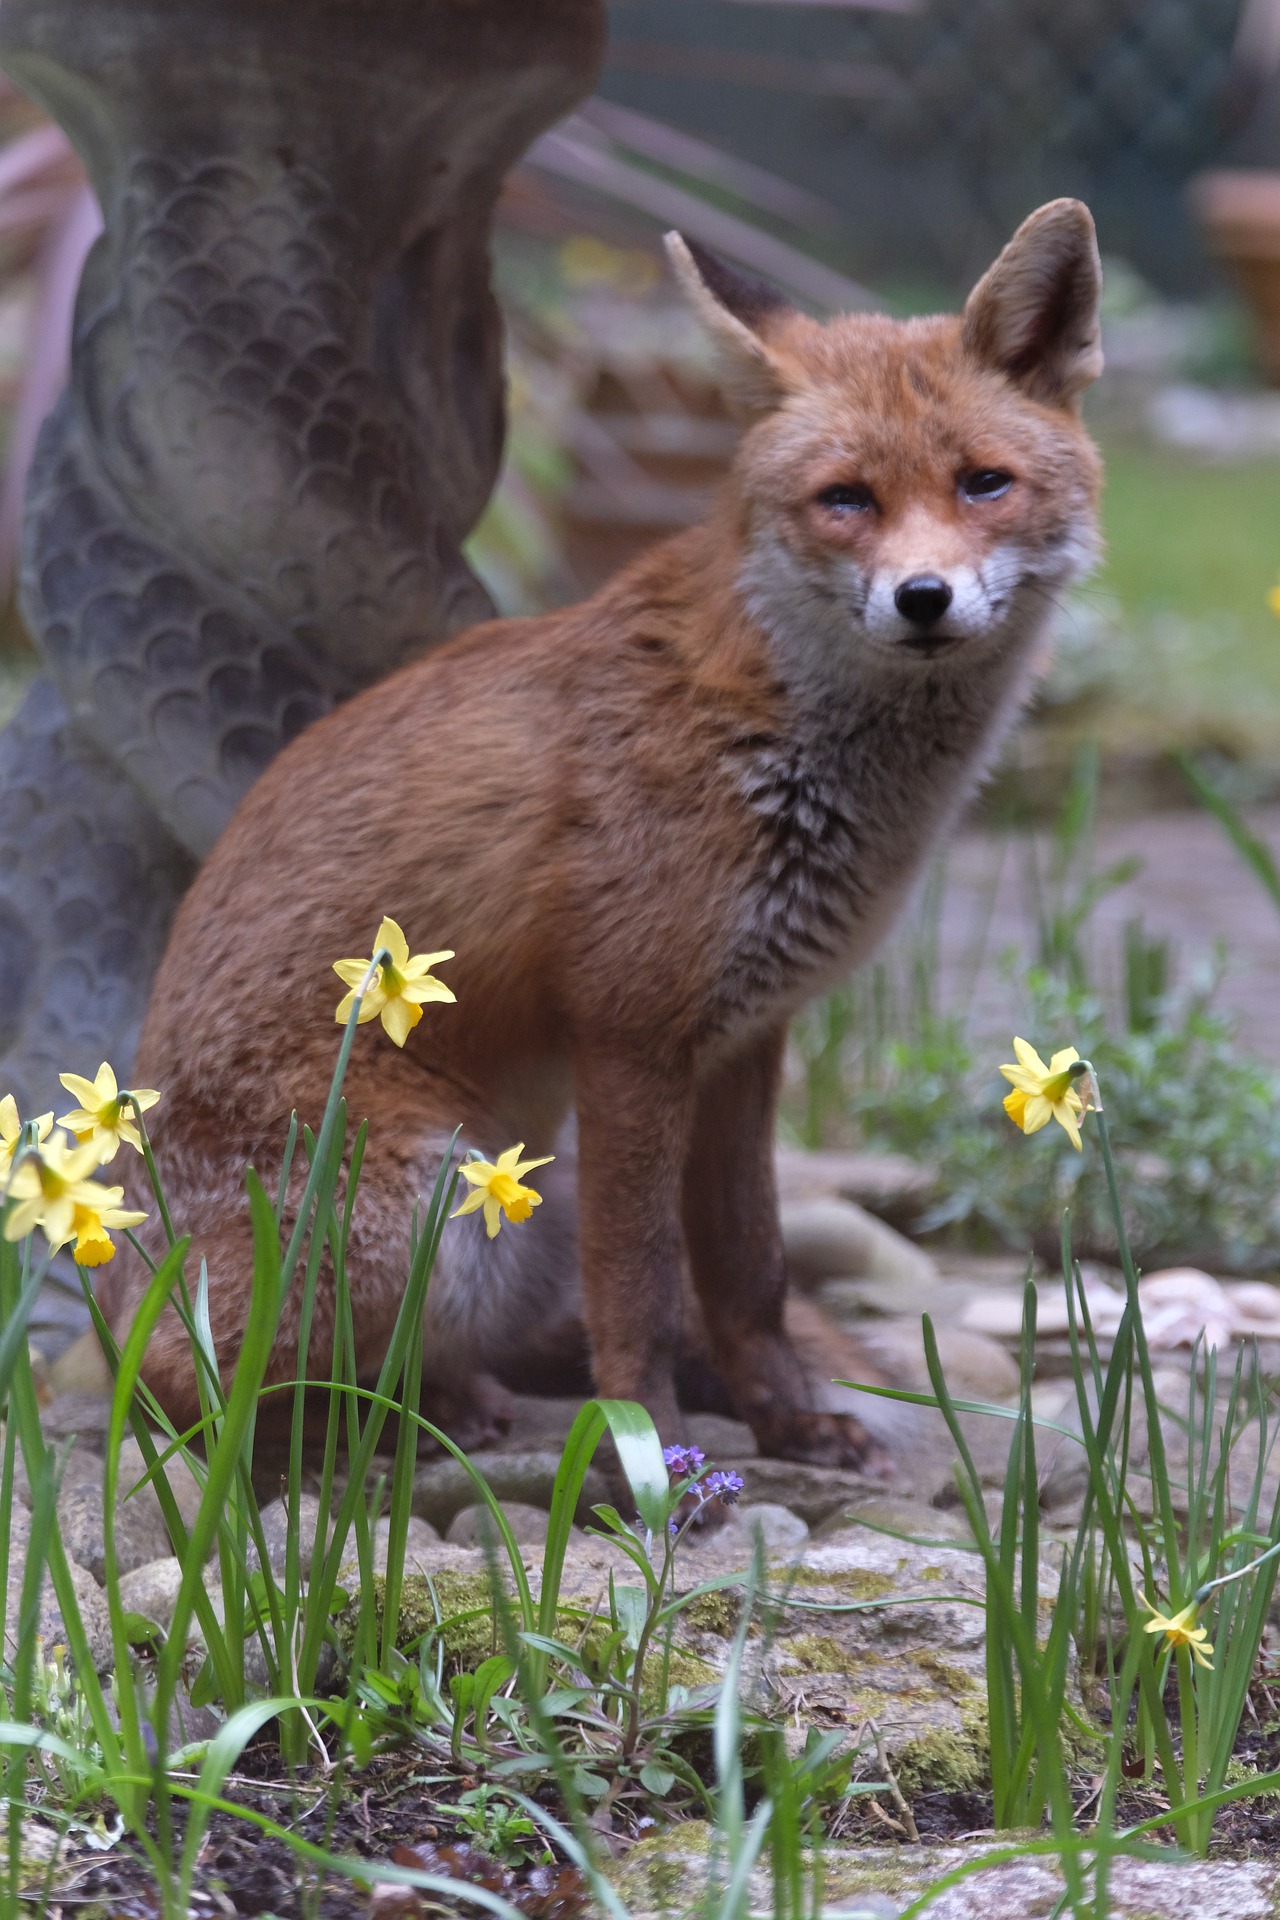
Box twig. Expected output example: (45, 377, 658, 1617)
(869, 1720, 919, 1844)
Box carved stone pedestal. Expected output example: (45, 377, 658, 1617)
(0, 0, 603, 1340)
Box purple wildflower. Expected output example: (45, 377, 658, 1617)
(705, 1471, 745, 1506)
(662, 1444, 706, 1478)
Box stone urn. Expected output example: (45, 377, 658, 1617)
(1192, 169, 1280, 384)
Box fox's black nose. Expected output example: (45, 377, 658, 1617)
(894, 575, 953, 627)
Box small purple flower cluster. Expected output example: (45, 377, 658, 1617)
(661, 1444, 746, 1535)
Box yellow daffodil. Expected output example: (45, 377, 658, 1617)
(451, 1144, 554, 1239)
(67, 1194, 147, 1267)
(1269, 583, 1280, 618)
(57, 1062, 159, 1165)
(0, 1096, 53, 1182)
(2, 1132, 133, 1254)
(1138, 1594, 1214, 1671)
(998, 1038, 1087, 1151)
(333, 916, 455, 1047)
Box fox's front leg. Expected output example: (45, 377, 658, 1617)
(573, 1050, 693, 1443)
(681, 1025, 877, 1467)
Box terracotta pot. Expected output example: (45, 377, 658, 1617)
(1192, 169, 1280, 384)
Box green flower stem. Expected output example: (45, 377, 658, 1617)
(1076, 1064, 1181, 1588)
(125, 1095, 178, 1252)
(277, 944, 388, 1299)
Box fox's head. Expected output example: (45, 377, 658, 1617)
(667, 203, 1103, 694)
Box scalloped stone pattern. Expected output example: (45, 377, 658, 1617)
(0, 0, 605, 1346)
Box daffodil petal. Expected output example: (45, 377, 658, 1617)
(374, 917, 411, 969)
(380, 998, 422, 1048)
(1012, 1037, 1049, 1075)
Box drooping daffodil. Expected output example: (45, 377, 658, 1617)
(68, 1195, 149, 1267)
(333, 916, 455, 1047)
(58, 1062, 159, 1165)
(451, 1144, 554, 1239)
(0, 1095, 53, 1181)
(1139, 1593, 1214, 1671)
(2, 1131, 146, 1261)
(998, 1037, 1088, 1151)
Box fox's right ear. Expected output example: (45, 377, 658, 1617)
(962, 199, 1103, 410)
(664, 233, 791, 419)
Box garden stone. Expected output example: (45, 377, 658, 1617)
(9, 1436, 104, 1510)
(372, 1514, 441, 1572)
(247, 1495, 333, 1577)
(116, 1557, 184, 1634)
(615, 1833, 1280, 1919)
(56, 1465, 172, 1585)
(682, 1411, 757, 1459)
(411, 1449, 609, 1533)
(46, 1329, 112, 1400)
(116, 1436, 203, 1532)
(4, 1554, 112, 1672)
(720, 1503, 809, 1552)
(815, 1494, 973, 1544)
(447, 1501, 555, 1549)
(780, 1198, 936, 1290)
(859, 1320, 1020, 1401)
(774, 1147, 936, 1228)
(38, 1392, 112, 1451)
(716, 1458, 885, 1529)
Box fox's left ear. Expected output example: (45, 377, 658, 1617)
(665, 233, 792, 419)
(962, 200, 1103, 409)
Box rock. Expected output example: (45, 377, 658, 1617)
(4, 1554, 113, 1672)
(816, 1493, 973, 1545)
(709, 1458, 883, 1530)
(613, 1787, 1274, 1916)
(858, 1321, 1020, 1402)
(681, 1412, 757, 1460)
(721, 1503, 809, 1551)
(780, 1198, 936, 1290)
(117, 1436, 204, 1531)
(447, 1501, 555, 1548)
(46, 1328, 113, 1399)
(372, 1514, 441, 1572)
(56, 1463, 173, 1585)
(775, 1147, 936, 1229)
(38, 1392, 113, 1450)
(411, 1450, 609, 1534)
(247, 1494, 333, 1577)
(117, 1556, 185, 1633)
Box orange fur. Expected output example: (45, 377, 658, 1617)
(99, 201, 1104, 1466)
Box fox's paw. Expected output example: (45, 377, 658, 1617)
(756, 1408, 891, 1476)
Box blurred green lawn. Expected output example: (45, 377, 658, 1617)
(1083, 441, 1280, 758)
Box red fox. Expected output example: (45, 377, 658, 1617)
(100, 199, 1103, 1466)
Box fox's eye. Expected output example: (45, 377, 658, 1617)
(816, 482, 876, 514)
(961, 468, 1014, 500)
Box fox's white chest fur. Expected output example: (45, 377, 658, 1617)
(714, 617, 1050, 1031)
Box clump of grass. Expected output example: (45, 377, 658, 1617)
(786, 745, 1280, 1270)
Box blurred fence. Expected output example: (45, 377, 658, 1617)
(603, 0, 1251, 292)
